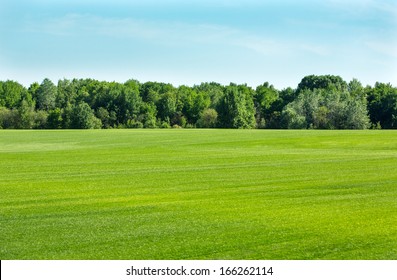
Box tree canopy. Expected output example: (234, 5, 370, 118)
(0, 75, 396, 129)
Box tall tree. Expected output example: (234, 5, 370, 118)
(217, 84, 256, 128)
(297, 75, 348, 94)
(157, 91, 177, 124)
(35, 78, 57, 111)
(367, 83, 397, 128)
(120, 80, 142, 124)
(0, 80, 27, 109)
(254, 82, 278, 128)
(17, 100, 35, 128)
(56, 79, 77, 108)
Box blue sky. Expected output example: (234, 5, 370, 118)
(1, 0, 396, 89)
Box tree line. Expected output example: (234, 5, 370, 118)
(0, 75, 396, 129)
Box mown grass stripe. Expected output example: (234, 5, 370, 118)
(1, 130, 396, 259)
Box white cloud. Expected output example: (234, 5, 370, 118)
(26, 14, 291, 56)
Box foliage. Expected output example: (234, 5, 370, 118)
(197, 108, 218, 128)
(281, 88, 369, 129)
(297, 75, 348, 94)
(0, 75, 395, 129)
(34, 78, 57, 111)
(0, 107, 18, 128)
(217, 84, 256, 128)
(47, 108, 63, 129)
(0, 80, 27, 109)
(254, 82, 278, 126)
(366, 83, 397, 129)
(70, 102, 102, 129)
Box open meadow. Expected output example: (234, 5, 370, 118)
(0, 129, 396, 259)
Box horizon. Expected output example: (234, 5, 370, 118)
(3, 75, 395, 91)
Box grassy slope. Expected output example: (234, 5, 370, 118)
(0, 129, 396, 260)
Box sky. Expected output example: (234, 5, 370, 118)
(1, 0, 396, 89)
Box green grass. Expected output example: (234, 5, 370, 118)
(1, 129, 397, 260)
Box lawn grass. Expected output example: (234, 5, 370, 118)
(1, 129, 397, 259)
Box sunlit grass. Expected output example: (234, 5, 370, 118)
(1, 129, 396, 259)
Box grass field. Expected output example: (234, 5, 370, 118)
(1, 129, 397, 260)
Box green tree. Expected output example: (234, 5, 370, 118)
(140, 82, 162, 104)
(47, 108, 63, 129)
(217, 84, 256, 128)
(71, 102, 102, 129)
(282, 88, 369, 129)
(266, 87, 297, 128)
(281, 106, 307, 129)
(197, 108, 218, 128)
(141, 102, 157, 128)
(17, 100, 35, 128)
(157, 92, 176, 123)
(0, 107, 18, 128)
(348, 78, 365, 99)
(297, 75, 348, 94)
(119, 80, 142, 124)
(35, 78, 57, 111)
(33, 110, 48, 129)
(28, 82, 40, 105)
(0, 80, 27, 109)
(343, 98, 370, 129)
(56, 79, 77, 108)
(367, 83, 397, 129)
(178, 86, 210, 125)
(171, 112, 187, 127)
(96, 107, 111, 129)
(62, 103, 73, 129)
(254, 82, 278, 128)
(193, 82, 224, 109)
(281, 90, 320, 129)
